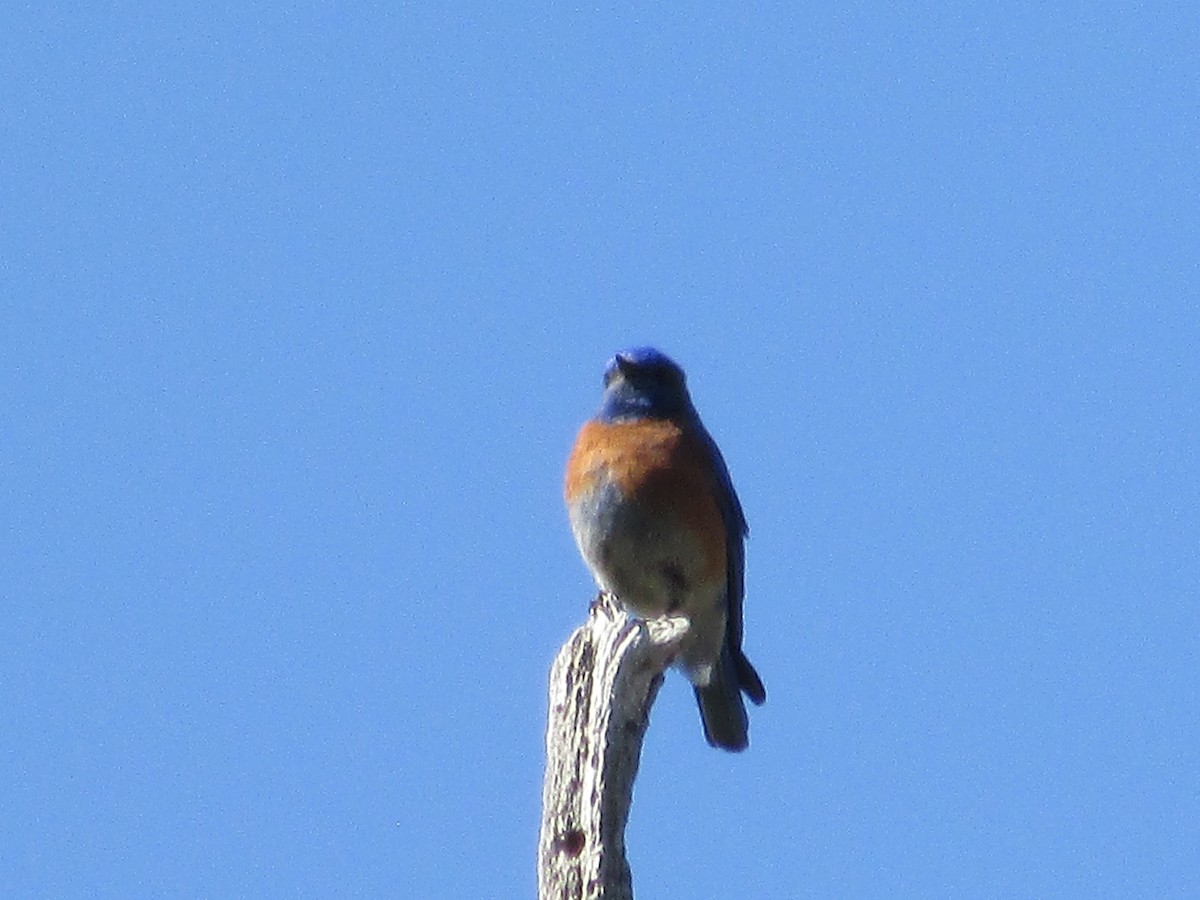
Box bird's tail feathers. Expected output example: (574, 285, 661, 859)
(734, 647, 766, 706)
(694, 645, 751, 752)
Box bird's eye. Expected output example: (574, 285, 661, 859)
(652, 363, 682, 386)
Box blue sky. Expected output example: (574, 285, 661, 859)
(3, 4, 1197, 898)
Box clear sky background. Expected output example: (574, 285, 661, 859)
(3, 5, 1197, 898)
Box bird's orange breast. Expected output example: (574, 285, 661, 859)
(565, 418, 726, 587)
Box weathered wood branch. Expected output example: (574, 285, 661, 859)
(538, 593, 689, 900)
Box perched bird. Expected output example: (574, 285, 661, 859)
(564, 347, 765, 751)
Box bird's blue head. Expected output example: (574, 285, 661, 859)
(597, 346, 694, 421)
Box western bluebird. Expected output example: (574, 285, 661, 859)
(564, 347, 766, 751)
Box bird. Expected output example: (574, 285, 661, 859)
(564, 346, 765, 751)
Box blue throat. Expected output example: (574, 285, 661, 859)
(597, 383, 691, 423)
